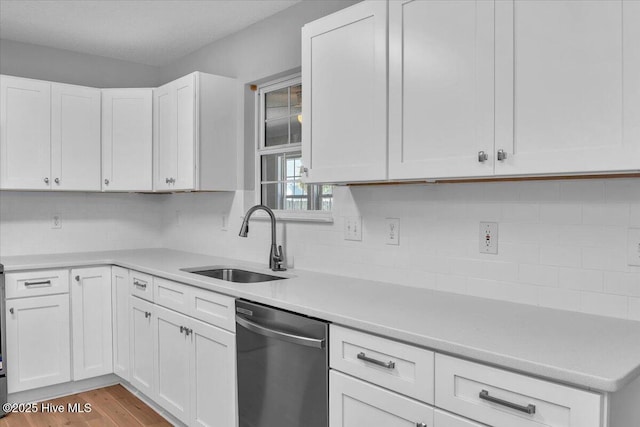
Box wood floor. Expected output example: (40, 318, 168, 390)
(0, 385, 172, 427)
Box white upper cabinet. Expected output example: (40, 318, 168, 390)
(494, 0, 640, 176)
(0, 75, 51, 190)
(154, 71, 237, 192)
(388, 0, 495, 180)
(301, 0, 388, 183)
(51, 83, 101, 191)
(102, 89, 153, 191)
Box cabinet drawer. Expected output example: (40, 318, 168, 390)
(330, 325, 434, 404)
(435, 354, 602, 427)
(434, 409, 487, 427)
(154, 277, 189, 313)
(189, 287, 235, 332)
(5, 269, 69, 299)
(130, 271, 153, 302)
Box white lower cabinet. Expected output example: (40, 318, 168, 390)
(434, 410, 486, 427)
(330, 370, 433, 427)
(112, 266, 130, 381)
(5, 293, 71, 393)
(71, 267, 113, 381)
(130, 296, 156, 398)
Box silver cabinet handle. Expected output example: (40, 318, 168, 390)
(104, 179, 109, 185)
(75, 275, 80, 282)
(185, 328, 192, 336)
(44, 177, 49, 184)
(133, 280, 147, 289)
(170, 177, 175, 184)
(144, 311, 151, 319)
(236, 315, 325, 349)
(478, 151, 488, 163)
(299, 166, 308, 176)
(180, 326, 184, 333)
(25, 280, 51, 287)
(479, 389, 536, 414)
(9, 308, 14, 315)
(54, 178, 60, 184)
(416, 423, 427, 427)
(497, 149, 508, 161)
(357, 352, 396, 369)
(165, 177, 169, 184)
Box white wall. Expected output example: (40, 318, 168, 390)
(162, 179, 640, 322)
(0, 192, 164, 257)
(0, 39, 161, 87)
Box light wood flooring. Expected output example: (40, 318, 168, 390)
(0, 384, 171, 427)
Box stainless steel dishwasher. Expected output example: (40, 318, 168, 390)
(236, 300, 328, 427)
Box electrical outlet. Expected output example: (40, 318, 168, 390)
(385, 218, 400, 245)
(344, 217, 362, 241)
(52, 214, 62, 229)
(479, 221, 498, 254)
(628, 228, 640, 266)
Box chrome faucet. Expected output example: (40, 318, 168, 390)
(239, 205, 286, 271)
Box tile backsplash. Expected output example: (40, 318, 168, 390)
(1, 178, 639, 321)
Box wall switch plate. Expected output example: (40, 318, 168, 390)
(385, 218, 400, 245)
(479, 221, 498, 254)
(344, 217, 362, 241)
(628, 228, 640, 266)
(52, 214, 62, 229)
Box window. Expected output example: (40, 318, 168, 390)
(256, 76, 332, 216)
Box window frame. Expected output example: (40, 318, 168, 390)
(254, 74, 333, 223)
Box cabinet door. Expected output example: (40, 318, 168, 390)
(495, 0, 640, 175)
(189, 318, 236, 427)
(71, 267, 113, 380)
(0, 75, 51, 190)
(112, 267, 130, 381)
(154, 74, 196, 191)
(102, 89, 153, 191)
(330, 371, 433, 427)
(434, 409, 486, 427)
(154, 305, 190, 424)
(302, 0, 388, 183)
(388, 0, 495, 180)
(51, 83, 101, 190)
(6, 294, 71, 393)
(130, 296, 155, 398)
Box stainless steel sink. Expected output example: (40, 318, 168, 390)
(182, 267, 286, 283)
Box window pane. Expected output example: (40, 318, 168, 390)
(290, 115, 301, 144)
(261, 182, 309, 211)
(261, 152, 301, 181)
(290, 85, 302, 115)
(265, 87, 289, 120)
(265, 117, 289, 147)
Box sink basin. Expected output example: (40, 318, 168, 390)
(182, 267, 286, 283)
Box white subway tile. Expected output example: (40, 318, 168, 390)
(582, 247, 628, 271)
(540, 245, 582, 267)
(518, 264, 558, 287)
(629, 297, 640, 321)
(467, 278, 539, 305)
(631, 204, 640, 227)
(540, 204, 582, 225)
(580, 292, 628, 319)
(538, 287, 581, 312)
(558, 268, 604, 292)
(582, 204, 630, 226)
(604, 179, 640, 202)
(560, 180, 605, 202)
(603, 272, 640, 297)
(436, 274, 467, 294)
(518, 181, 561, 202)
(501, 203, 540, 223)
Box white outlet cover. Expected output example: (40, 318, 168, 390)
(344, 216, 362, 241)
(479, 221, 498, 254)
(628, 228, 640, 266)
(386, 218, 400, 245)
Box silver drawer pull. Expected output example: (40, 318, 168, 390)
(357, 352, 396, 369)
(479, 389, 536, 415)
(133, 280, 147, 289)
(25, 280, 52, 287)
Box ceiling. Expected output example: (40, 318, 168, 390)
(0, 0, 302, 67)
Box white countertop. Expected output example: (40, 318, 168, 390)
(2, 248, 640, 393)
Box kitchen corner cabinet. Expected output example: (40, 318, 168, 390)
(112, 267, 130, 381)
(493, 0, 640, 176)
(102, 88, 153, 192)
(301, 0, 388, 183)
(0, 75, 101, 191)
(70, 267, 113, 381)
(153, 71, 238, 192)
(388, 0, 495, 180)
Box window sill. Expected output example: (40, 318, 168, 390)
(243, 210, 334, 224)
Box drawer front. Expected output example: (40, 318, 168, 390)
(189, 287, 235, 332)
(154, 277, 189, 313)
(5, 269, 69, 299)
(330, 325, 435, 404)
(434, 409, 487, 427)
(435, 354, 602, 427)
(130, 271, 153, 302)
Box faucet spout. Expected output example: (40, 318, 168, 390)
(238, 205, 286, 271)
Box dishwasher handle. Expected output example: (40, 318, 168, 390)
(236, 315, 325, 349)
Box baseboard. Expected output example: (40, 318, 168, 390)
(119, 381, 186, 427)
